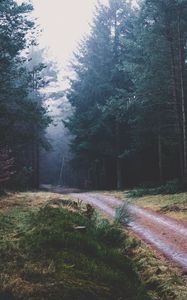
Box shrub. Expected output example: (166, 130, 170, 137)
(115, 202, 131, 225)
(156, 180, 184, 194)
(94, 218, 124, 248)
(128, 179, 186, 198)
(128, 188, 148, 198)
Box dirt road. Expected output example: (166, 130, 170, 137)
(71, 192, 187, 272)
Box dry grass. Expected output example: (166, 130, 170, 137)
(0, 191, 74, 213)
(0, 192, 151, 300)
(124, 234, 187, 300)
(130, 193, 187, 221)
(95, 190, 187, 299)
(1, 191, 187, 300)
(104, 191, 187, 222)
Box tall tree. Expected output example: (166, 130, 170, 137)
(67, 0, 134, 189)
(67, 0, 187, 188)
(0, 0, 51, 189)
(132, 0, 187, 182)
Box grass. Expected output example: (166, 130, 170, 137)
(99, 190, 187, 299)
(124, 237, 187, 300)
(1, 191, 187, 300)
(129, 192, 186, 215)
(0, 192, 150, 300)
(104, 186, 187, 222)
(127, 180, 186, 198)
(125, 192, 187, 222)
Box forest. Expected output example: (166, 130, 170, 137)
(0, 0, 51, 192)
(1, 0, 187, 191)
(1, 1, 187, 300)
(67, 0, 187, 190)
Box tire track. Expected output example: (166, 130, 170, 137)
(71, 192, 187, 271)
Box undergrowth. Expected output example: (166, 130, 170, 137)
(0, 202, 150, 300)
(115, 202, 131, 225)
(124, 237, 187, 300)
(128, 180, 186, 198)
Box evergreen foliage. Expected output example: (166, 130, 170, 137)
(67, 0, 187, 189)
(0, 0, 51, 189)
(0, 146, 14, 191)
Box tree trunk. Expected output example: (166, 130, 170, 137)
(113, 7, 123, 190)
(58, 156, 65, 186)
(115, 120, 123, 190)
(35, 142, 40, 188)
(94, 160, 100, 189)
(31, 141, 35, 188)
(158, 134, 163, 183)
(169, 38, 184, 178)
(116, 158, 123, 190)
(177, 9, 187, 180)
(32, 140, 40, 189)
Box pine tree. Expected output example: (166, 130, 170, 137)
(0, 0, 51, 189)
(67, 0, 135, 189)
(0, 146, 14, 192)
(131, 0, 187, 182)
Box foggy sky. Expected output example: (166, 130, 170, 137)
(31, 0, 137, 88)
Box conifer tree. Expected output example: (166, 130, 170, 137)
(0, 0, 51, 189)
(67, 0, 134, 189)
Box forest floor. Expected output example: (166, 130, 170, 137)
(0, 191, 151, 300)
(70, 192, 187, 273)
(1, 190, 187, 299)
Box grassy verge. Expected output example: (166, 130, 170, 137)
(0, 192, 150, 300)
(101, 190, 187, 299)
(124, 236, 187, 300)
(127, 192, 187, 222)
(104, 188, 187, 222)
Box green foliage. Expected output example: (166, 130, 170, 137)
(128, 180, 186, 198)
(128, 188, 151, 198)
(67, 0, 187, 188)
(0, 204, 151, 300)
(0, 0, 52, 189)
(158, 180, 185, 194)
(10, 166, 33, 190)
(92, 217, 124, 248)
(115, 202, 131, 225)
(66, 0, 135, 189)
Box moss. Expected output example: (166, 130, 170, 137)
(0, 198, 150, 300)
(3, 191, 187, 300)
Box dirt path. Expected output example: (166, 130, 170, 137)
(70, 192, 187, 272)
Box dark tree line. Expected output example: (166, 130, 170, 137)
(66, 0, 187, 189)
(0, 0, 51, 190)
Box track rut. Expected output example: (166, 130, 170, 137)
(71, 192, 187, 272)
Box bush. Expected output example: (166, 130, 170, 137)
(128, 188, 148, 198)
(128, 179, 186, 198)
(94, 218, 124, 247)
(115, 202, 131, 225)
(156, 180, 184, 194)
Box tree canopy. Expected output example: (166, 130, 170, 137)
(67, 0, 187, 189)
(0, 0, 51, 189)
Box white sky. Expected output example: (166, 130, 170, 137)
(31, 0, 108, 80)
(29, 0, 137, 90)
